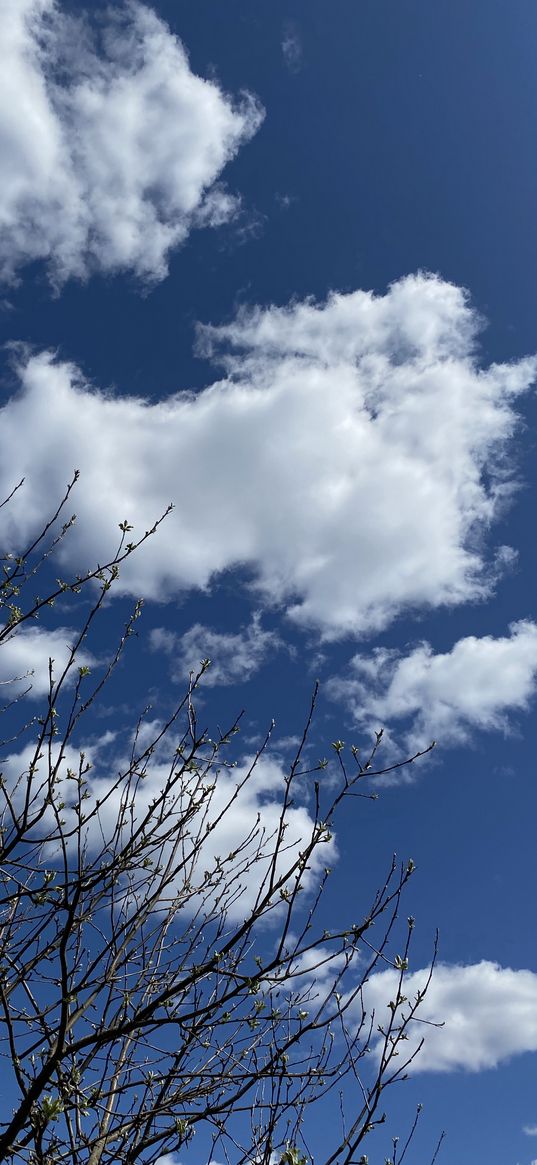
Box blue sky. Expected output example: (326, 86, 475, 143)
(2, 1, 537, 1162)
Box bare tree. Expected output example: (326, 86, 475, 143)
(0, 479, 442, 1165)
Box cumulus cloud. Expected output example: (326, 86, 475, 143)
(364, 960, 537, 1073)
(150, 612, 283, 686)
(0, 274, 535, 635)
(0, 625, 94, 698)
(2, 740, 332, 922)
(329, 621, 537, 750)
(0, 0, 262, 285)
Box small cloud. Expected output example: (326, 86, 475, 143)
(363, 961, 537, 1074)
(282, 22, 303, 73)
(217, 204, 266, 252)
(150, 612, 284, 686)
(273, 734, 302, 752)
(329, 621, 537, 757)
(523, 1125, 537, 1136)
(0, 624, 94, 698)
(275, 192, 297, 211)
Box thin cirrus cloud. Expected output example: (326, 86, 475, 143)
(150, 613, 284, 687)
(281, 23, 303, 73)
(363, 960, 537, 1074)
(0, 0, 263, 286)
(0, 274, 535, 636)
(329, 621, 537, 752)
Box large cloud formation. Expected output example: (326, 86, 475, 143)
(0, 0, 262, 285)
(1, 274, 535, 635)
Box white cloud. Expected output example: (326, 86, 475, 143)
(282, 23, 303, 73)
(150, 612, 283, 686)
(364, 960, 537, 1073)
(329, 621, 537, 750)
(2, 739, 332, 923)
(0, 0, 262, 285)
(0, 274, 535, 635)
(524, 1126, 537, 1137)
(0, 625, 94, 698)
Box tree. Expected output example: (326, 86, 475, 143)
(0, 478, 442, 1165)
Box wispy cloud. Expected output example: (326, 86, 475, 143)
(282, 22, 303, 73)
(150, 613, 284, 686)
